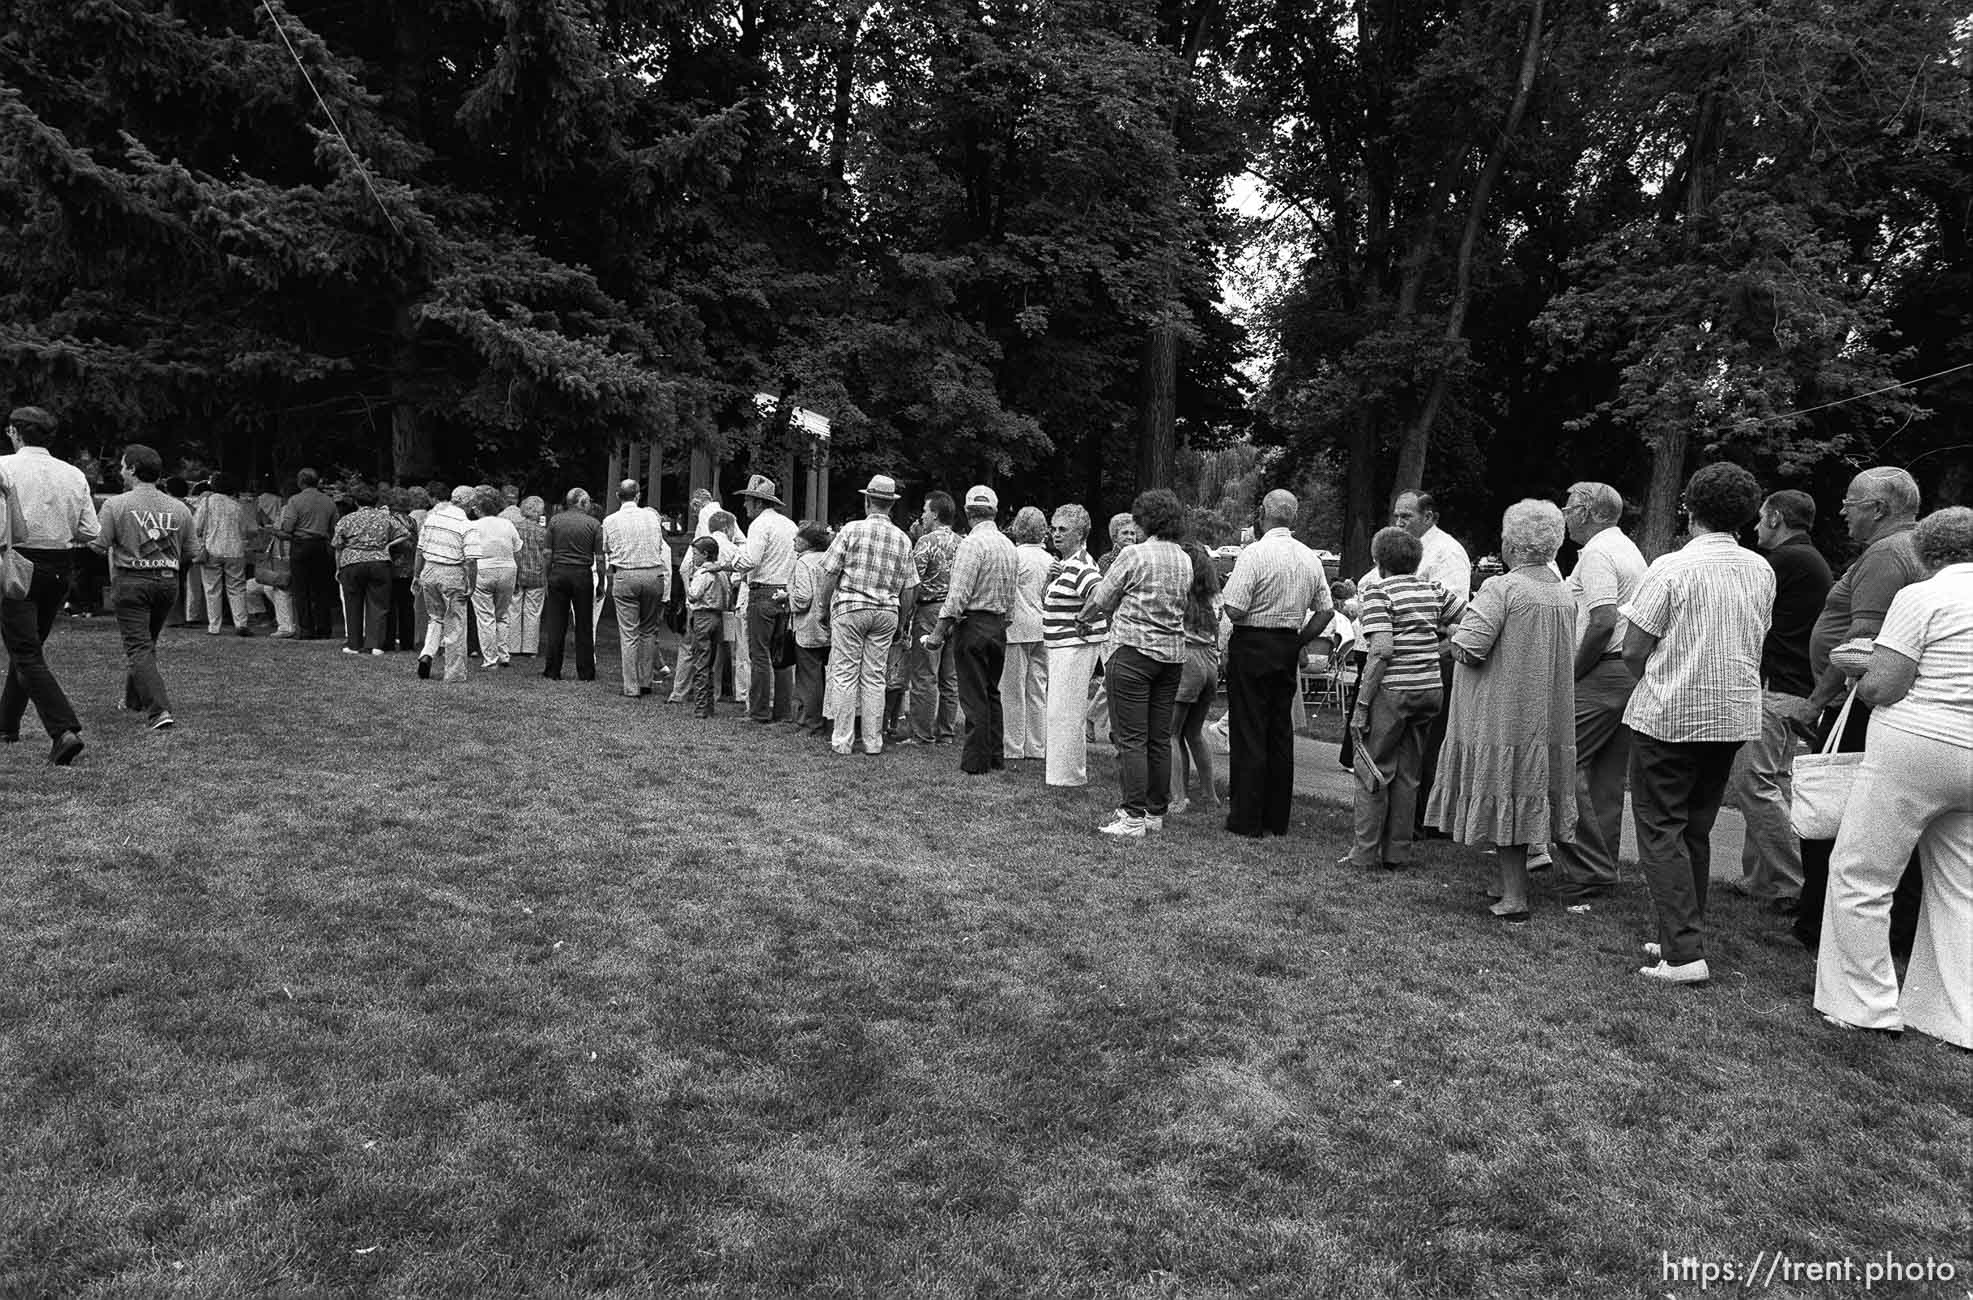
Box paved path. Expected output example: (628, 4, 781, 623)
(1287, 731, 1747, 877)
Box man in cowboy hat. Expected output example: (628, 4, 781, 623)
(817, 474, 917, 755)
(733, 472, 797, 722)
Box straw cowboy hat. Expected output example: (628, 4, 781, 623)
(859, 474, 900, 501)
(737, 474, 785, 508)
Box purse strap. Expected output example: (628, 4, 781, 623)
(1821, 682, 1860, 755)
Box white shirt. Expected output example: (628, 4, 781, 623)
(1619, 532, 1774, 743)
(1567, 526, 1647, 653)
(0, 447, 100, 549)
(469, 515, 521, 571)
(601, 504, 669, 571)
(1359, 525, 1472, 599)
(734, 507, 797, 585)
(1873, 563, 1973, 749)
(1224, 527, 1332, 628)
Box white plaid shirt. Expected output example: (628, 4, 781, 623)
(823, 514, 916, 612)
(1620, 532, 1774, 743)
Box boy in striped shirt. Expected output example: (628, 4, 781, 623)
(1343, 526, 1467, 869)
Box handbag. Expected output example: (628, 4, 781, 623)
(1791, 684, 1864, 841)
(1, 547, 31, 601)
(255, 537, 292, 590)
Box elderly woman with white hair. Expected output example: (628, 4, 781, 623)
(510, 495, 549, 656)
(1815, 506, 1973, 1046)
(1000, 505, 1054, 761)
(1426, 499, 1578, 920)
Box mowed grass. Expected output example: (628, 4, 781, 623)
(2, 620, 1968, 1298)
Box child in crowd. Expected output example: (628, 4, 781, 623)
(684, 535, 729, 717)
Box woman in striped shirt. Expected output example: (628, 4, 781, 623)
(1042, 504, 1106, 787)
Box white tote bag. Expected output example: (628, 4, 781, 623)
(1791, 685, 1863, 841)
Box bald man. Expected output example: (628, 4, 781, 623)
(1220, 489, 1334, 838)
(1792, 467, 1927, 957)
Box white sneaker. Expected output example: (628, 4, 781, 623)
(1642, 942, 1661, 959)
(1638, 958, 1710, 984)
(1098, 810, 1147, 838)
(1528, 848, 1554, 869)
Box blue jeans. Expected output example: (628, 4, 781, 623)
(1106, 645, 1183, 817)
(113, 570, 177, 720)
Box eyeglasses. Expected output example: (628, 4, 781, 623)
(1840, 497, 1881, 511)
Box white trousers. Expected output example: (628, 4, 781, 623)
(1813, 720, 1973, 1047)
(1045, 643, 1101, 786)
(512, 586, 545, 654)
(1000, 640, 1048, 760)
(201, 557, 249, 630)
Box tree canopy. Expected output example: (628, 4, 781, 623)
(3, 0, 1968, 555)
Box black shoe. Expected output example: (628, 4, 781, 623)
(1768, 896, 1801, 916)
(417, 655, 433, 680)
(237, 627, 254, 637)
(49, 732, 84, 766)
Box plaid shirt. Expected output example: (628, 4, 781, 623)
(514, 517, 549, 587)
(913, 525, 961, 601)
(1084, 537, 1191, 663)
(1620, 532, 1774, 743)
(1222, 527, 1333, 628)
(939, 519, 1018, 621)
(823, 514, 916, 612)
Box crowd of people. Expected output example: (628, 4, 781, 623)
(3, 403, 1967, 1049)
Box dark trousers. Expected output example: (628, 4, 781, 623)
(1225, 627, 1302, 836)
(746, 587, 792, 721)
(388, 574, 417, 649)
(1, 548, 80, 739)
(112, 571, 177, 720)
(1793, 696, 1924, 958)
(954, 610, 1007, 774)
(1630, 735, 1742, 967)
(1108, 645, 1183, 817)
(685, 609, 723, 716)
(291, 537, 336, 638)
(794, 642, 830, 733)
(540, 566, 596, 680)
(1414, 652, 1456, 831)
(339, 561, 392, 652)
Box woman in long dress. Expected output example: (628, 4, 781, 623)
(1426, 499, 1578, 920)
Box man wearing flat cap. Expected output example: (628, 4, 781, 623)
(925, 485, 1018, 774)
(601, 478, 671, 697)
(818, 474, 917, 755)
(733, 473, 797, 722)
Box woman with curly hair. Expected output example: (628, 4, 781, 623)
(1816, 506, 1973, 1045)
(1426, 499, 1577, 920)
(1080, 489, 1192, 837)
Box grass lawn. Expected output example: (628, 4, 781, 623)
(3, 619, 1968, 1297)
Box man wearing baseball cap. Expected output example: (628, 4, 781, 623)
(733, 473, 797, 722)
(817, 475, 918, 754)
(1, 406, 98, 763)
(925, 484, 1018, 774)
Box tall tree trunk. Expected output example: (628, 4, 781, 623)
(389, 301, 432, 483)
(826, 2, 867, 191)
(1133, 0, 1219, 493)
(1343, 406, 1381, 575)
(1394, 0, 1545, 494)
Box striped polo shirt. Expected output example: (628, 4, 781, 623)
(1357, 573, 1464, 691)
(416, 502, 472, 565)
(1620, 532, 1774, 743)
(1042, 551, 1107, 646)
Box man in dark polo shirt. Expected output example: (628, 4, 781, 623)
(1726, 490, 1832, 913)
(539, 488, 604, 681)
(275, 467, 341, 639)
(1790, 467, 1926, 954)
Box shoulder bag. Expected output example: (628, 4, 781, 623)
(1791, 684, 1864, 841)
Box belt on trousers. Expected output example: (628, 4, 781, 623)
(1598, 650, 1625, 662)
(423, 559, 462, 567)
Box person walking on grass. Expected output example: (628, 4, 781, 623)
(924, 485, 1017, 772)
(0, 405, 97, 763)
(1342, 526, 1465, 872)
(91, 444, 203, 732)
(820, 475, 918, 756)
(1041, 503, 1106, 787)
(415, 485, 477, 682)
(1619, 463, 1773, 985)
(467, 489, 521, 670)
(1220, 488, 1334, 839)
(602, 478, 671, 697)
(1548, 483, 1647, 911)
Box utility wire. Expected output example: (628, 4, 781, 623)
(259, 0, 401, 237)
